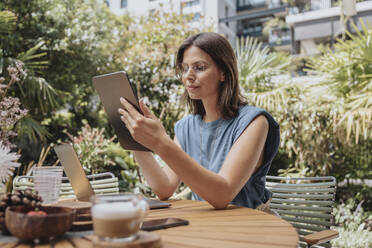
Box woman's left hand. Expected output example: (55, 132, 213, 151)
(118, 97, 169, 152)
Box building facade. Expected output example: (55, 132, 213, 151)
(220, 0, 289, 49)
(106, 0, 372, 54)
(286, 0, 372, 55)
(106, 0, 237, 46)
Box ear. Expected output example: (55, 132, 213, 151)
(220, 71, 225, 82)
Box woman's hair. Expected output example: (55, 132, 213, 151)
(176, 32, 246, 119)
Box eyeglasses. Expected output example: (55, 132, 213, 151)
(177, 63, 208, 76)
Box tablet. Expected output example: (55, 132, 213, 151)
(92, 71, 150, 151)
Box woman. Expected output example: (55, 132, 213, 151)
(118, 32, 279, 209)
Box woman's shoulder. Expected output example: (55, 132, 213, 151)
(237, 104, 265, 119)
(237, 105, 279, 128)
(238, 104, 264, 114)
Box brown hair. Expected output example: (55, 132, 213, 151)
(176, 32, 246, 119)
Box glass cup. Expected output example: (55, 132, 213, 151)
(33, 166, 63, 204)
(91, 193, 149, 243)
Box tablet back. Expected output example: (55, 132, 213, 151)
(93, 71, 150, 151)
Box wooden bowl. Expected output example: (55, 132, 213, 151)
(5, 205, 75, 241)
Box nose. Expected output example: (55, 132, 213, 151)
(183, 67, 196, 82)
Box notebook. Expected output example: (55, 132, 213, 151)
(54, 143, 171, 209)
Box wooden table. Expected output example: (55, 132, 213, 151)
(0, 200, 299, 248)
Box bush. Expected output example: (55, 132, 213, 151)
(331, 199, 372, 248)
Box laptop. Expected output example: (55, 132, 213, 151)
(54, 143, 171, 209)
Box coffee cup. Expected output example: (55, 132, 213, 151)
(91, 193, 149, 243)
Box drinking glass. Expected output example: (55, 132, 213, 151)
(91, 193, 149, 243)
(33, 166, 63, 204)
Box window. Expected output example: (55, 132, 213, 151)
(192, 12, 201, 21)
(237, 0, 266, 10)
(185, 0, 200, 8)
(121, 0, 127, 8)
(242, 23, 263, 37)
(105, 0, 110, 7)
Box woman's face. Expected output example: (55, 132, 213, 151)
(180, 46, 224, 102)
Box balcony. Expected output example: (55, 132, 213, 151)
(288, 0, 337, 15)
(236, 0, 286, 11)
(268, 27, 291, 46)
(286, 1, 372, 41)
(237, 21, 263, 37)
(237, 0, 266, 11)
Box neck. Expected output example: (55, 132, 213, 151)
(202, 98, 220, 123)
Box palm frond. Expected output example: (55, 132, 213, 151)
(236, 36, 290, 93)
(19, 76, 58, 112)
(306, 18, 372, 142)
(337, 108, 372, 143)
(0, 11, 16, 35)
(15, 117, 51, 144)
(16, 41, 49, 73)
(246, 83, 293, 112)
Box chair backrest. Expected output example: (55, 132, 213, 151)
(13, 172, 119, 199)
(266, 176, 336, 248)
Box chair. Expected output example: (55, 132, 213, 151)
(171, 186, 192, 200)
(13, 172, 119, 199)
(266, 176, 339, 248)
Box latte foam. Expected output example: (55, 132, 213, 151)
(92, 202, 139, 220)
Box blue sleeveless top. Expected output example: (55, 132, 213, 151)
(174, 105, 280, 208)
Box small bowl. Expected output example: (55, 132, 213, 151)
(5, 206, 75, 242)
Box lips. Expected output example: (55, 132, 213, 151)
(187, 85, 199, 90)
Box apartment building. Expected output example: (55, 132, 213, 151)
(220, 0, 289, 50)
(106, 0, 237, 46)
(106, 0, 372, 54)
(286, 0, 372, 55)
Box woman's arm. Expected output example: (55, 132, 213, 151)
(119, 98, 268, 209)
(132, 142, 181, 200)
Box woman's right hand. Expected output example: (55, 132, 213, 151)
(118, 98, 171, 153)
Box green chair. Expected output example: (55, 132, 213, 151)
(13, 172, 119, 199)
(266, 176, 339, 248)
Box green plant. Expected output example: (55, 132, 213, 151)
(0, 7, 57, 146)
(331, 199, 372, 248)
(331, 227, 372, 248)
(238, 33, 371, 184)
(0, 0, 124, 163)
(236, 36, 290, 94)
(334, 199, 370, 231)
(237, 36, 338, 176)
(105, 142, 148, 193)
(307, 19, 372, 143)
(67, 122, 115, 174)
(0, 10, 15, 35)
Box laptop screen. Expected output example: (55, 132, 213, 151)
(54, 144, 95, 202)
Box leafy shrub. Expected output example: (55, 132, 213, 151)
(334, 199, 370, 231)
(331, 199, 372, 248)
(67, 122, 115, 174)
(331, 227, 371, 248)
